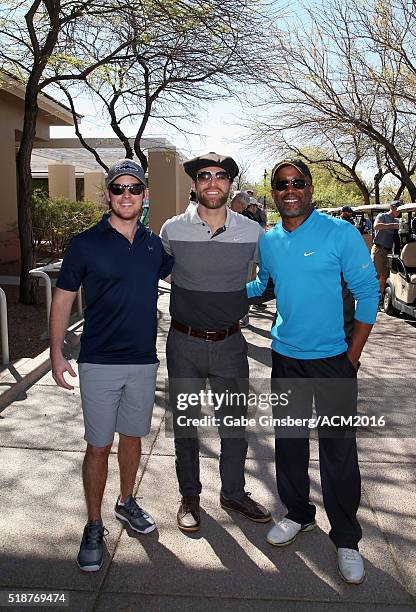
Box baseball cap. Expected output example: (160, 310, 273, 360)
(271, 158, 312, 187)
(106, 159, 146, 187)
(390, 200, 401, 208)
(248, 197, 259, 206)
(183, 152, 239, 180)
(341, 206, 353, 213)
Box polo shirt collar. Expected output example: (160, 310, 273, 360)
(97, 212, 145, 235)
(187, 203, 233, 228)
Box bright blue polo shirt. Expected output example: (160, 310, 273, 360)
(247, 209, 380, 359)
(56, 214, 173, 364)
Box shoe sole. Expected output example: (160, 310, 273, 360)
(115, 511, 156, 534)
(266, 520, 317, 547)
(220, 502, 272, 523)
(337, 567, 365, 585)
(177, 522, 200, 532)
(77, 560, 102, 572)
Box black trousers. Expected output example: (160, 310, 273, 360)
(271, 350, 362, 550)
(167, 328, 249, 500)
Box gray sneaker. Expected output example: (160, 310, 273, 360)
(77, 520, 107, 572)
(114, 495, 156, 534)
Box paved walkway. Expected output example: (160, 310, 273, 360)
(0, 283, 415, 611)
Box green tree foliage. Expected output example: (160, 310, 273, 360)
(31, 190, 102, 258)
(310, 165, 364, 208)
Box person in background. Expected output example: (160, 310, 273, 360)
(340, 206, 355, 226)
(371, 200, 401, 295)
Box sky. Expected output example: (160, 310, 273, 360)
(50, 95, 271, 184)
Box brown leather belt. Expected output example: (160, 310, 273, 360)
(171, 319, 240, 341)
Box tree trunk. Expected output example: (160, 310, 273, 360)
(16, 83, 40, 304)
(373, 170, 383, 205)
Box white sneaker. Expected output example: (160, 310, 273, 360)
(266, 517, 316, 547)
(337, 548, 365, 584)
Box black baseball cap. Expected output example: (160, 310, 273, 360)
(183, 152, 239, 181)
(106, 159, 146, 187)
(390, 200, 401, 208)
(341, 206, 353, 213)
(271, 159, 313, 187)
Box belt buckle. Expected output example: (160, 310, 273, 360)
(205, 330, 218, 341)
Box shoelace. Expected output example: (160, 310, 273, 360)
(341, 549, 360, 561)
(125, 498, 149, 519)
(242, 492, 259, 509)
(85, 524, 108, 547)
(183, 499, 198, 512)
(278, 518, 295, 530)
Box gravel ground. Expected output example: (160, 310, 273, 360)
(1, 284, 49, 361)
(0, 260, 67, 362)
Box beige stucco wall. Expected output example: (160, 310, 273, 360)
(48, 164, 76, 200)
(147, 149, 191, 233)
(0, 100, 21, 262)
(0, 78, 74, 263)
(84, 171, 106, 206)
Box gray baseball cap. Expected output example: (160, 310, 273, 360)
(106, 159, 146, 187)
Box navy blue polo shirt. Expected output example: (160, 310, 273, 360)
(56, 214, 173, 364)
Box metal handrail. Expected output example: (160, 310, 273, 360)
(29, 261, 83, 337)
(0, 287, 10, 365)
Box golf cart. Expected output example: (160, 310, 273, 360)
(383, 203, 416, 319)
(352, 204, 389, 250)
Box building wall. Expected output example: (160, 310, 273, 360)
(0, 82, 73, 263)
(148, 149, 191, 234)
(0, 100, 20, 262)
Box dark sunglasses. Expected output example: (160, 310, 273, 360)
(109, 183, 145, 195)
(273, 178, 310, 191)
(196, 170, 230, 182)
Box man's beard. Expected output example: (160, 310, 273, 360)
(198, 192, 229, 209)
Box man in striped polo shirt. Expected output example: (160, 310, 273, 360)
(160, 152, 271, 532)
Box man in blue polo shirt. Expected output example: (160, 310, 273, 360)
(247, 159, 379, 585)
(50, 159, 173, 572)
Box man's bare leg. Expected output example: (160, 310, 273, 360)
(118, 434, 142, 502)
(379, 275, 387, 297)
(82, 443, 112, 521)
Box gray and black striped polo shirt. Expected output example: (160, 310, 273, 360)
(160, 205, 264, 330)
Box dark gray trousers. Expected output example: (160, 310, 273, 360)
(166, 327, 249, 500)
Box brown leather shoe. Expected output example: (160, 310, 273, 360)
(177, 496, 200, 532)
(220, 493, 272, 523)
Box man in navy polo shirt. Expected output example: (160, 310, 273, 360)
(50, 159, 173, 572)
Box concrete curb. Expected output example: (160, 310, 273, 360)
(0, 319, 83, 411)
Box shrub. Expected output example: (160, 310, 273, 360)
(32, 190, 102, 257)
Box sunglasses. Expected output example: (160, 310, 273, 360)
(273, 178, 310, 191)
(109, 183, 145, 195)
(196, 170, 231, 183)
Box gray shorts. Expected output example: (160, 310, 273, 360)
(78, 362, 159, 447)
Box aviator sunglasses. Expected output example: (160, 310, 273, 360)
(109, 183, 145, 195)
(273, 178, 310, 191)
(196, 170, 231, 183)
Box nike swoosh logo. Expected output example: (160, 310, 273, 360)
(362, 262, 370, 269)
(304, 251, 315, 257)
(233, 237, 241, 241)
